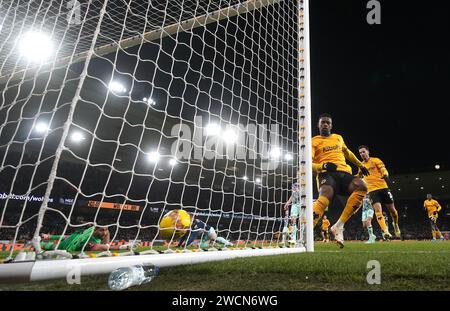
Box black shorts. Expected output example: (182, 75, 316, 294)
(321, 229, 329, 234)
(317, 171, 355, 196)
(369, 188, 394, 205)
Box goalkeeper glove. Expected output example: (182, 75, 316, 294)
(322, 162, 337, 172)
(359, 166, 370, 176)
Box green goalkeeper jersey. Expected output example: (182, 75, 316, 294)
(42, 227, 102, 252)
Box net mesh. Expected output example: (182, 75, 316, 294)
(0, 0, 307, 258)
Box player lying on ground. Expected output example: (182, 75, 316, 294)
(424, 194, 444, 241)
(178, 216, 233, 249)
(360, 195, 377, 243)
(321, 215, 330, 242)
(358, 145, 400, 239)
(311, 113, 369, 248)
(37, 226, 135, 253)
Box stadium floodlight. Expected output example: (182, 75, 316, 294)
(34, 122, 49, 134)
(415, 177, 419, 180)
(147, 151, 160, 163)
(169, 158, 177, 166)
(18, 31, 54, 63)
(205, 123, 221, 136)
(269, 147, 282, 159)
(435, 164, 440, 170)
(143, 97, 156, 105)
(70, 131, 85, 143)
(108, 81, 127, 94)
(284, 153, 293, 161)
(0, 0, 315, 283)
(222, 128, 237, 144)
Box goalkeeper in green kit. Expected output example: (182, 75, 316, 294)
(39, 226, 134, 252)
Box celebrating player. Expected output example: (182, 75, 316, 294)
(38, 226, 134, 253)
(178, 216, 233, 249)
(361, 195, 377, 243)
(358, 145, 400, 239)
(320, 215, 330, 242)
(283, 182, 301, 244)
(311, 113, 369, 248)
(424, 194, 444, 241)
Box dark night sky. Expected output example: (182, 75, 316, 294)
(309, 0, 450, 174)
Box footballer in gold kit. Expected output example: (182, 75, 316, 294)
(358, 145, 401, 240)
(311, 113, 369, 248)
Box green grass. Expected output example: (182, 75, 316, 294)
(1, 241, 450, 291)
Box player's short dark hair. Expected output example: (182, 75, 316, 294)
(358, 145, 369, 151)
(319, 113, 332, 120)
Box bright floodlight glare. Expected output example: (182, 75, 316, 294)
(255, 178, 261, 183)
(34, 122, 49, 133)
(142, 97, 156, 105)
(147, 151, 160, 163)
(109, 81, 126, 93)
(270, 147, 282, 159)
(222, 128, 237, 144)
(205, 123, 221, 136)
(243, 176, 248, 180)
(435, 164, 440, 170)
(70, 132, 85, 142)
(169, 158, 177, 166)
(19, 31, 53, 63)
(284, 153, 293, 161)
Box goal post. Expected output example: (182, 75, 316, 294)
(0, 0, 313, 283)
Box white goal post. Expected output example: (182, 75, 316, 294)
(0, 0, 313, 283)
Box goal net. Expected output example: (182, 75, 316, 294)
(0, 0, 313, 282)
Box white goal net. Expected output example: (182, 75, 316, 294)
(0, 0, 313, 281)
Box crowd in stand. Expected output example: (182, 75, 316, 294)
(1, 198, 449, 244)
(1, 158, 449, 243)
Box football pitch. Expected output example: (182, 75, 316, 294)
(1, 240, 449, 291)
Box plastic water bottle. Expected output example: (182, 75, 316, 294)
(108, 263, 159, 291)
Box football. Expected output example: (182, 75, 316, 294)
(159, 209, 191, 240)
